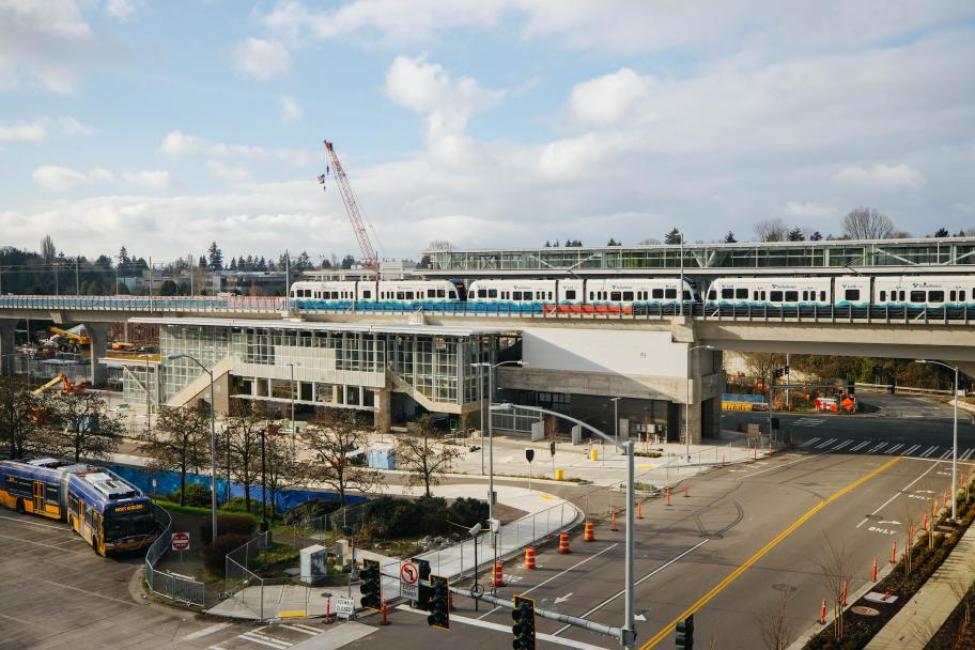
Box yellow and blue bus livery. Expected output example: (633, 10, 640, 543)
(0, 458, 158, 556)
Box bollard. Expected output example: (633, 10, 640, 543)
(611, 510, 619, 532)
(722, 452, 727, 466)
(753, 447, 757, 460)
(890, 540, 897, 564)
(871, 558, 878, 582)
(524, 547, 537, 570)
(558, 532, 571, 554)
(666, 488, 672, 506)
(381, 598, 389, 625)
(944, 489, 949, 507)
(636, 501, 644, 520)
(325, 597, 331, 624)
(841, 580, 848, 607)
(684, 484, 690, 498)
(584, 520, 595, 542)
(492, 561, 504, 587)
(922, 513, 928, 531)
(819, 599, 827, 625)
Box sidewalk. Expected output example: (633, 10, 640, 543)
(865, 523, 975, 649)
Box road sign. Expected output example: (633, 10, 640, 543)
(549, 441, 555, 457)
(170, 531, 190, 552)
(401, 561, 419, 585)
(525, 449, 535, 463)
(334, 597, 355, 619)
(402, 582, 419, 600)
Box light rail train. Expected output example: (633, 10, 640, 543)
(290, 274, 975, 313)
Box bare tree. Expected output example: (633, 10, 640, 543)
(817, 534, 854, 641)
(263, 423, 296, 517)
(0, 378, 42, 459)
(40, 234, 57, 261)
(138, 406, 209, 506)
(754, 219, 789, 242)
(756, 591, 796, 650)
(300, 409, 380, 505)
(225, 413, 264, 513)
(842, 207, 895, 240)
(43, 392, 123, 463)
(397, 415, 462, 497)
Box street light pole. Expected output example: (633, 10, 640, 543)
(916, 359, 960, 522)
(611, 397, 620, 444)
(168, 353, 218, 541)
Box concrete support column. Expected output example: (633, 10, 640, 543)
(87, 323, 109, 387)
(375, 388, 391, 434)
(684, 348, 725, 444)
(0, 320, 15, 376)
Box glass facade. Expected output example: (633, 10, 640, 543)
(421, 237, 975, 275)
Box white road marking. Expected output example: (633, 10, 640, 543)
(552, 539, 711, 636)
(477, 543, 619, 619)
(0, 514, 69, 530)
(940, 449, 953, 459)
(850, 441, 871, 452)
(833, 440, 853, 451)
(868, 442, 888, 453)
(554, 592, 573, 604)
(856, 462, 940, 528)
(800, 437, 821, 448)
(920, 446, 939, 458)
(180, 623, 232, 641)
(961, 448, 975, 461)
(239, 632, 291, 649)
(903, 444, 922, 456)
(795, 418, 826, 427)
(282, 623, 320, 635)
(885, 443, 905, 455)
(816, 438, 838, 449)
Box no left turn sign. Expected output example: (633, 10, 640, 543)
(400, 561, 419, 585)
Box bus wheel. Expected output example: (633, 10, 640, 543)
(15, 499, 24, 514)
(92, 537, 101, 556)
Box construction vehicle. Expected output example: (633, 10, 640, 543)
(32, 374, 87, 396)
(319, 139, 380, 269)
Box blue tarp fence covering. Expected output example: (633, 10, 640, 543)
(721, 393, 768, 404)
(107, 463, 367, 513)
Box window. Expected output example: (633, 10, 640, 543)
(362, 290, 371, 299)
(900, 291, 906, 301)
(950, 290, 956, 302)
(565, 289, 576, 300)
(588, 292, 594, 300)
(754, 291, 760, 300)
(770, 291, 783, 302)
(721, 288, 734, 299)
(406, 291, 415, 300)
(785, 291, 799, 302)
(477, 289, 487, 298)
(438, 289, 446, 298)
(820, 291, 827, 302)
(512, 291, 522, 300)
(879, 290, 886, 301)
(427, 289, 436, 298)
(548, 292, 553, 300)
(708, 290, 717, 300)
(488, 289, 497, 298)
(761, 291, 767, 300)
(664, 288, 676, 299)
(736, 288, 748, 299)
(396, 291, 405, 300)
(653, 288, 664, 299)
(910, 290, 925, 302)
(928, 290, 944, 303)
(683, 290, 691, 300)
(611, 291, 622, 301)
(961, 291, 966, 302)
(845, 289, 861, 301)
(622, 291, 634, 301)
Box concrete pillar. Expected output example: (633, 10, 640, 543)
(87, 323, 109, 387)
(0, 320, 15, 376)
(375, 388, 391, 434)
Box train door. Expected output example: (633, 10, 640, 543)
(32, 481, 44, 513)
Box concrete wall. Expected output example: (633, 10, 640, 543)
(520, 327, 688, 377)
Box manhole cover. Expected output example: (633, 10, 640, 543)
(851, 606, 880, 617)
(772, 584, 798, 593)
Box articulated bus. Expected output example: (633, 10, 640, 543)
(0, 458, 158, 555)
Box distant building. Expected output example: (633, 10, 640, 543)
(209, 270, 288, 295)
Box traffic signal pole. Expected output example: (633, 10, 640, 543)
(622, 440, 636, 649)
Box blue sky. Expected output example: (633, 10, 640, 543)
(1, 1, 974, 264)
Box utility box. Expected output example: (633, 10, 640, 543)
(368, 443, 396, 469)
(571, 424, 583, 445)
(299, 544, 327, 585)
(334, 538, 350, 564)
(530, 420, 545, 442)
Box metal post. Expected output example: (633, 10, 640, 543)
(685, 348, 691, 462)
(768, 368, 774, 446)
(290, 363, 296, 461)
(678, 233, 684, 318)
(479, 360, 485, 475)
(75, 257, 80, 296)
(952, 366, 958, 521)
(285, 251, 291, 317)
(488, 363, 495, 531)
(208, 369, 217, 541)
(622, 440, 636, 649)
(260, 424, 268, 533)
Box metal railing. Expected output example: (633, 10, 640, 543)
(144, 504, 206, 607)
(224, 530, 271, 620)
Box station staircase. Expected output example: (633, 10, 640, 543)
(385, 368, 462, 414)
(166, 355, 234, 408)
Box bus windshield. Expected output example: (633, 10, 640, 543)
(104, 505, 156, 542)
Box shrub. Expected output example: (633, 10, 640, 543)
(224, 496, 263, 514)
(203, 533, 252, 575)
(198, 512, 257, 546)
(413, 496, 449, 536)
(448, 497, 488, 529)
(168, 483, 212, 507)
(365, 496, 420, 538)
(283, 498, 343, 525)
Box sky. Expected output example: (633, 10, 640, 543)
(1, 1, 974, 265)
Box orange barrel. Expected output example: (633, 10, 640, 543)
(492, 561, 504, 587)
(524, 547, 537, 570)
(558, 532, 571, 554)
(584, 520, 595, 542)
(611, 510, 618, 531)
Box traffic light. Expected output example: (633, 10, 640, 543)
(772, 365, 789, 379)
(675, 614, 694, 649)
(426, 574, 450, 630)
(512, 595, 536, 650)
(359, 559, 381, 610)
(413, 557, 432, 610)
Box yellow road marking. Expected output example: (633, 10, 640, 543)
(639, 456, 902, 649)
(278, 610, 306, 618)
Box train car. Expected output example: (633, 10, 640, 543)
(373, 279, 462, 310)
(833, 276, 872, 308)
(874, 275, 975, 309)
(467, 279, 557, 312)
(705, 277, 832, 308)
(289, 280, 358, 310)
(0, 459, 157, 555)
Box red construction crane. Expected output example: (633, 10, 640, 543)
(320, 139, 379, 269)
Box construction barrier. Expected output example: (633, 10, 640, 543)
(820, 599, 827, 625)
(492, 561, 504, 587)
(890, 540, 897, 564)
(584, 520, 595, 542)
(636, 501, 644, 520)
(611, 510, 618, 532)
(558, 532, 571, 554)
(871, 558, 878, 582)
(524, 547, 537, 570)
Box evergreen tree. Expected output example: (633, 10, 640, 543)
(229, 258, 237, 271)
(664, 228, 683, 245)
(198, 256, 207, 268)
(256, 256, 267, 271)
(723, 231, 737, 243)
(932, 227, 950, 238)
(607, 238, 621, 246)
(341, 254, 356, 269)
(207, 242, 223, 271)
(787, 227, 805, 241)
(809, 231, 823, 241)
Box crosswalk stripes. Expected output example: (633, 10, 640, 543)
(868, 442, 888, 453)
(903, 444, 922, 456)
(885, 443, 905, 455)
(920, 445, 939, 458)
(795, 435, 975, 461)
(961, 448, 975, 461)
(816, 437, 838, 449)
(939, 449, 953, 459)
(833, 439, 853, 451)
(850, 440, 871, 452)
(800, 437, 821, 448)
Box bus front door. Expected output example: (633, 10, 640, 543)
(32, 481, 44, 513)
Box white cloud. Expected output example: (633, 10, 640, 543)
(123, 170, 172, 189)
(160, 130, 315, 165)
(834, 164, 925, 190)
(32, 165, 87, 191)
(783, 201, 837, 219)
(0, 120, 46, 142)
(104, 0, 139, 22)
(59, 115, 93, 135)
(207, 161, 251, 181)
(89, 167, 115, 182)
(279, 94, 302, 122)
(231, 38, 291, 81)
(568, 68, 652, 127)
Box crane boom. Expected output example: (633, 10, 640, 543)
(322, 140, 378, 268)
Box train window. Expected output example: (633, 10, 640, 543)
(513, 291, 522, 300)
(488, 289, 498, 298)
(362, 290, 371, 299)
(477, 289, 486, 298)
(653, 289, 664, 299)
(588, 292, 594, 300)
(770, 291, 783, 302)
(565, 290, 576, 300)
(440, 289, 447, 298)
(961, 291, 967, 301)
(910, 291, 924, 302)
(396, 291, 405, 300)
(664, 288, 676, 299)
(721, 288, 734, 299)
(548, 292, 553, 300)
(623, 291, 634, 301)
(785, 291, 798, 302)
(683, 290, 691, 300)
(735, 288, 748, 299)
(950, 290, 956, 301)
(753, 291, 759, 300)
(879, 291, 886, 301)
(845, 289, 860, 301)
(928, 291, 944, 303)
(611, 291, 622, 301)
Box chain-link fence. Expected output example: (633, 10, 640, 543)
(144, 504, 206, 606)
(224, 530, 270, 619)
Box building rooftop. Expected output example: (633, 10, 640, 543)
(130, 316, 519, 338)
